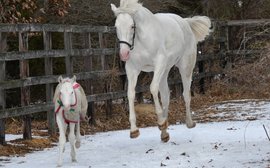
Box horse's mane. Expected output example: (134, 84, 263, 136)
(115, 0, 142, 15)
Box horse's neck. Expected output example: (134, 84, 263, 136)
(133, 7, 161, 51)
(134, 7, 158, 34)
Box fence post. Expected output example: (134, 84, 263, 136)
(136, 72, 145, 103)
(99, 33, 112, 118)
(0, 32, 7, 145)
(19, 32, 32, 140)
(43, 31, 55, 135)
(219, 22, 231, 72)
(198, 43, 205, 94)
(173, 67, 181, 98)
(84, 33, 95, 125)
(64, 30, 73, 75)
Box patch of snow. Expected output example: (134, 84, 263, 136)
(1, 120, 269, 168)
(209, 99, 270, 120)
(1, 100, 270, 168)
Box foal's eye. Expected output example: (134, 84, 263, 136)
(71, 91, 74, 94)
(131, 25, 135, 29)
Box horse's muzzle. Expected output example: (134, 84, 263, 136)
(120, 49, 130, 61)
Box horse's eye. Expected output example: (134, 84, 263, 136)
(71, 91, 74, 94)
(131, 25, 135, 29)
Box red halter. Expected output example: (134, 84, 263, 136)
(55, 82, 81, 124)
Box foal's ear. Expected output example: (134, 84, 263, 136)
(58, 76, 63, 83)
(111, 4, 117, 13)
(71, 75, 76, 83)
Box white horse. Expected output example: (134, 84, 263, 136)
(53, 75, 88, 167)
(111, 0, 211, 142)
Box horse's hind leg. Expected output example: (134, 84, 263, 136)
(69, 123, 77, 162)
(177, 53, 196, 128)
(158, 70, 170, 142)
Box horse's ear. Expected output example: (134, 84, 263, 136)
(71, 75, 76, 83)
(111, 4, 117, 14)
(58, 75, 63, 83)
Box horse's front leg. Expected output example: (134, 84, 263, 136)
(69, 123, 77, 163)
(150, 60, 169, 142)
(126, 64, 140, 138)
(158, 70, 170, 142)
(56, 114, 67, 167)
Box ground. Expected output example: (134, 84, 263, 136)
(0, 99, 270, 168)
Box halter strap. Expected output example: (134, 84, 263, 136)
(57, 82, 80, 108)
(118, 24, 136, 50)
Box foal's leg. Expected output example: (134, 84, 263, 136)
(126, 64, 140, 138)
(75, 122, 81, 149)
(158, 70, 170, 142)
(56, 114, 67, 167)
(69, 123, 77, 162)
(177, 53, 196, 128)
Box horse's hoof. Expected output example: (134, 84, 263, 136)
(75, 141, 81, 149)
(161, 131, 170, 143)
(158, 120, 169, 130)
(72, 158, 77, 163)
(130, 129, 140, 139)
(57, 163, 62, 167)
(186, 121, 196, 128)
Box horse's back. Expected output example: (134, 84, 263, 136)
(155, 13, 195, 42)
(154, 13, 197, 61)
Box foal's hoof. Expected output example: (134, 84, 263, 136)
(186, 121, 196, 128)
(161, 131, 170, 143)
(130, 129, 140, 139)
(158, 120, 169, 131)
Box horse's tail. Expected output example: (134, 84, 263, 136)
(186, 16, 211, 42)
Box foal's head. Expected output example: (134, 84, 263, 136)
(58, 76, 76, 111)
(111, 4, 136, 62)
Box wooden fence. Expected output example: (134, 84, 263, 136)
(0, 19, 269, 145)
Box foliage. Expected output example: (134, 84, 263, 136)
(200, 0, 270, 20)
(0, 0, 40, 23)
(0, 0, 71, 23)
(45, 0, 70, 17)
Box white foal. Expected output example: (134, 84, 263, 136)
(53, 75, 88, 167)
(111, 0, 211, 142)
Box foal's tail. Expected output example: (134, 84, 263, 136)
(186, 16, 211, 42)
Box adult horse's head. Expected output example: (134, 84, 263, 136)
(111, 2, 140, 61)
(58, 75, 77, 112)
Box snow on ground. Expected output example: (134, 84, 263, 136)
(1, 100, 270, 168)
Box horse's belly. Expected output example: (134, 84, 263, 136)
(141, 64, 154, 72)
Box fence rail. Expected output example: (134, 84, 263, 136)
(0, 19, 269, 145)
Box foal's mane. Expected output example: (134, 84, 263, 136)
(115, 0, 142, 15)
